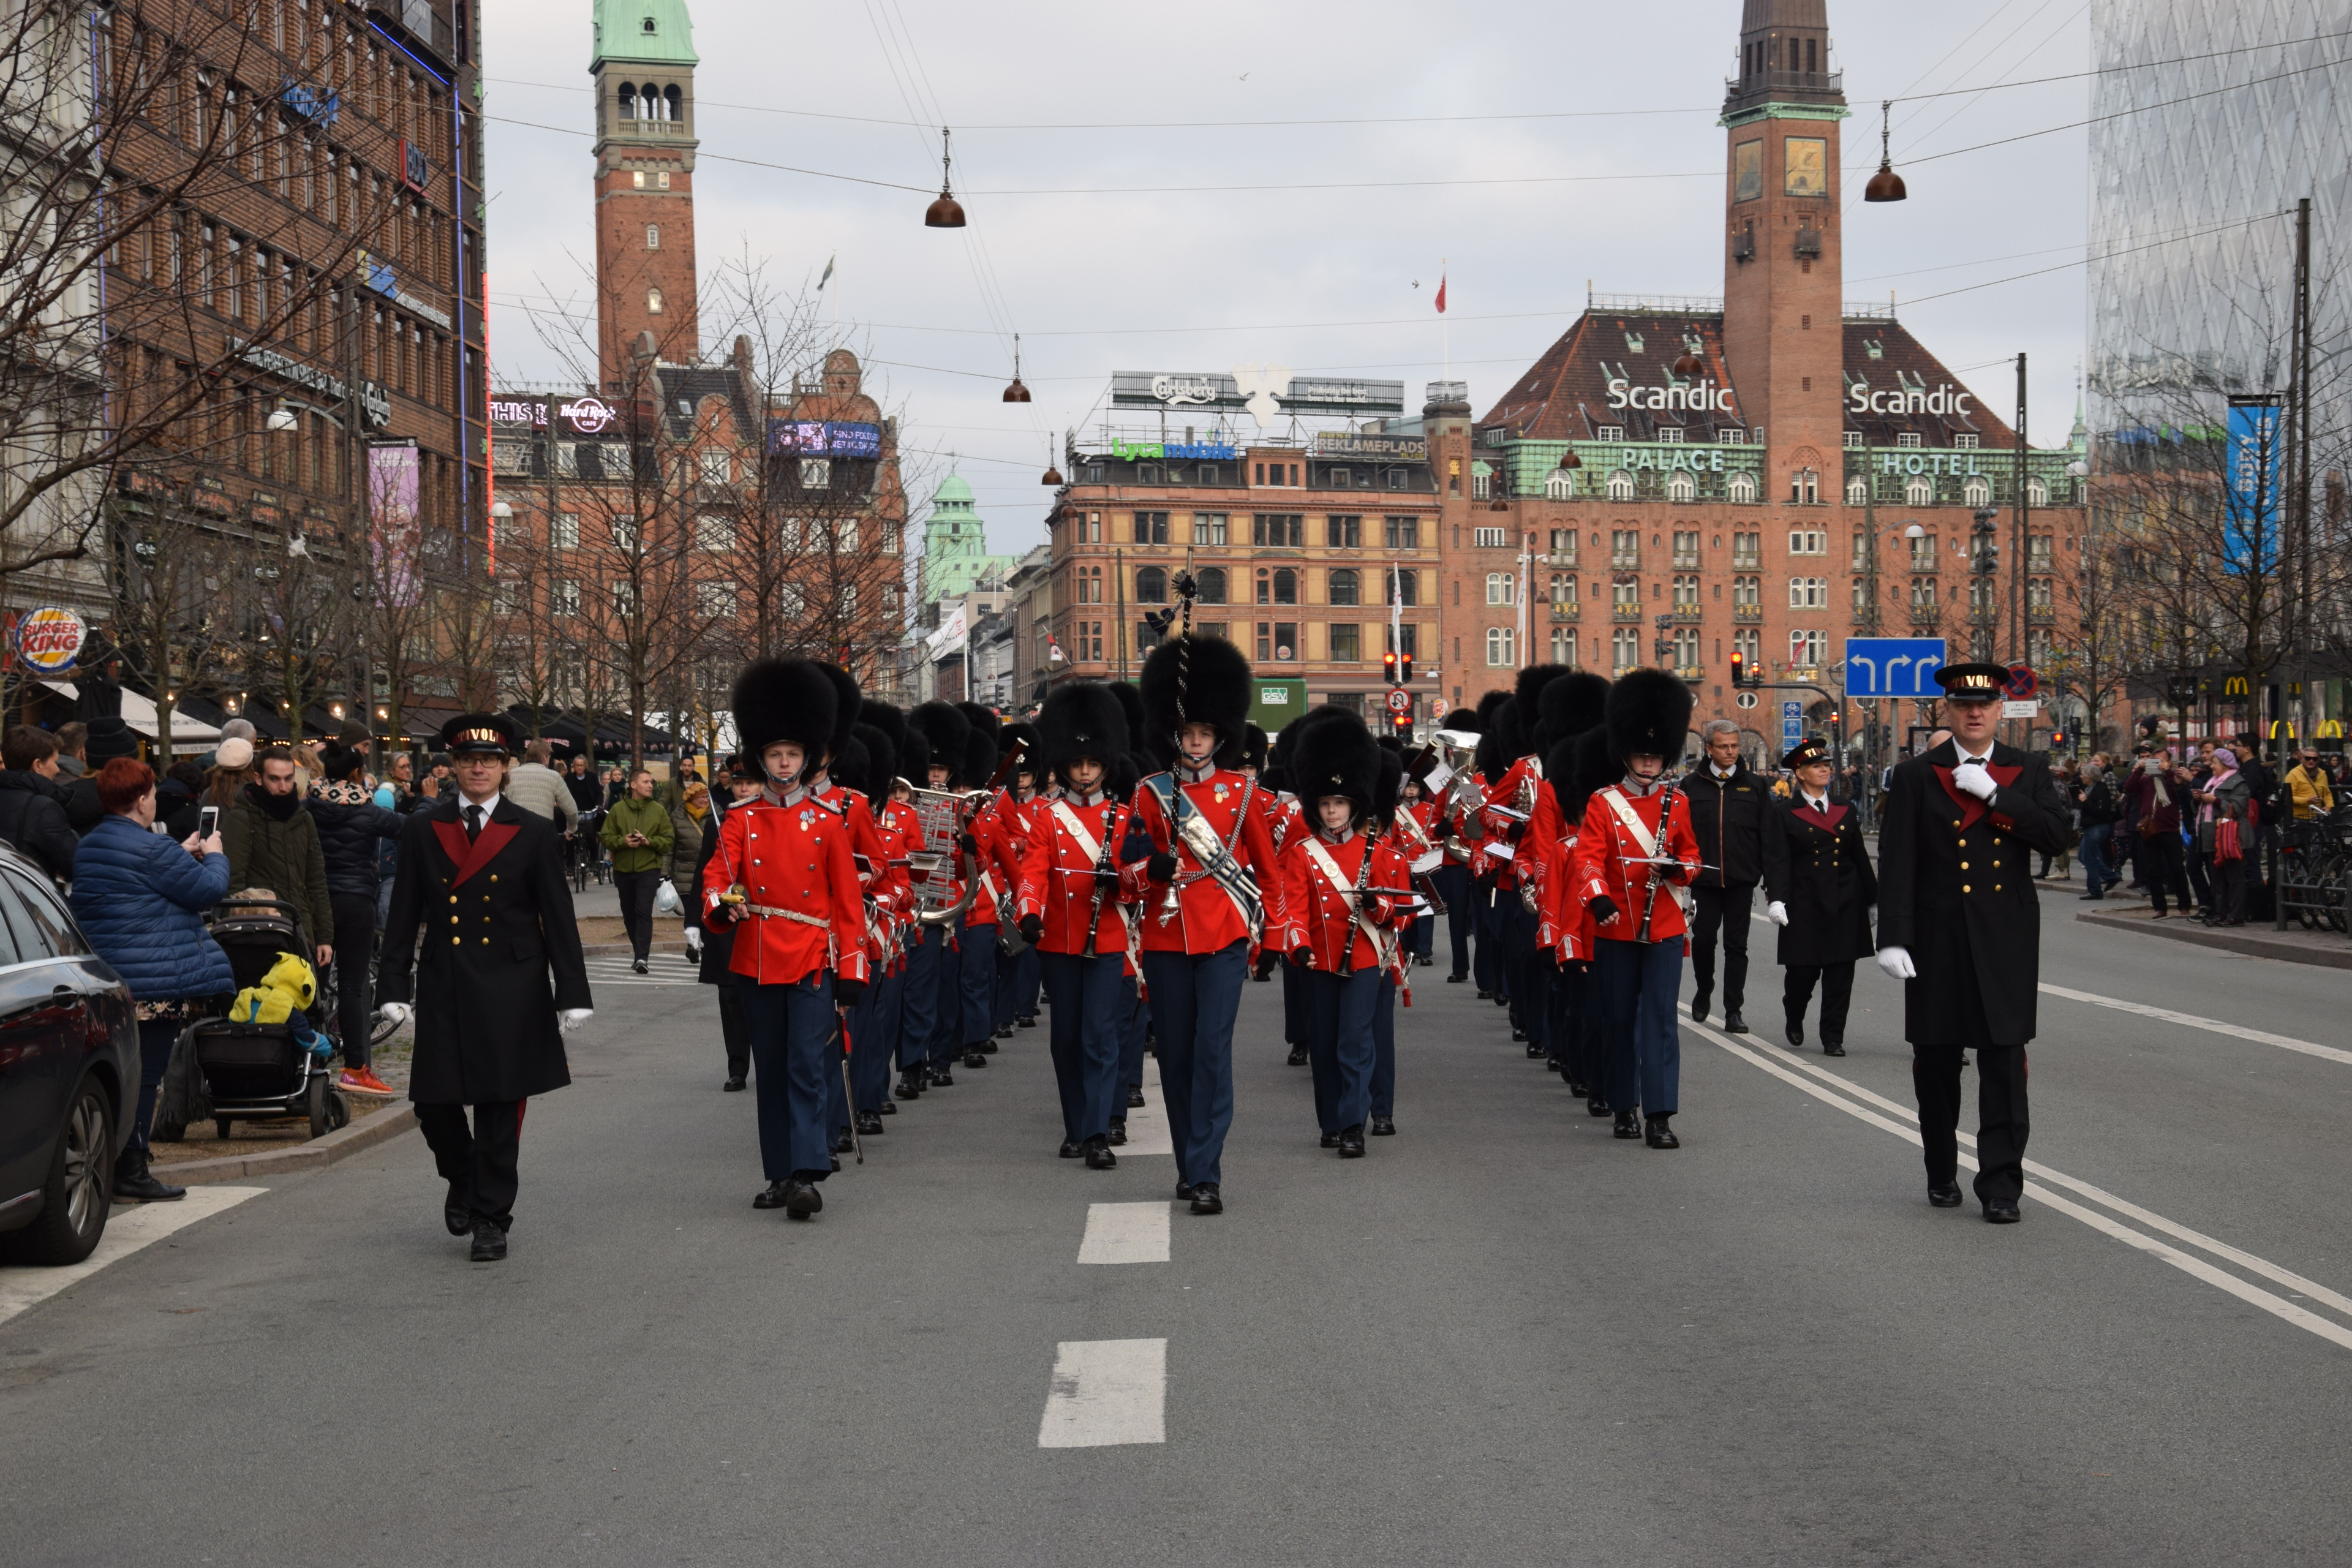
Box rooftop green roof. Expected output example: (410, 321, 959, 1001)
(592, 0, 698, 69)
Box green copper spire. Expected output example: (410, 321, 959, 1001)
(592, 0, 698, 69)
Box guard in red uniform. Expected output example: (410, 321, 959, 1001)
(1125, 633, 1280, 1215)
(1275, 711, 1406, 1158)
(1569, 670, 1702, 1148)
(703, 659, 872, 1220)
(993, 722, 1046, 1038)
(808, 663, 900, 1147)
(1016, 683, 1134, 1169)
(1522, 673, 1612, 1097)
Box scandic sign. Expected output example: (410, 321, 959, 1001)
(1847, 382, 1975, 417)
(1606, 377, 1737, 415)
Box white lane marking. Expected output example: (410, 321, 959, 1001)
(2037, 982, 2352, 1068)
(1691, 1020, 2352, 1354)
(1078, 1202, 1172, 1265)
(1038, 1338, 1167, 1447)
(1756, 1042, 2352, 1322)
(0, 1186, 266, 1328)
(1120, 1058, 1174, 1157)
(1742, 908, 2352, 1069)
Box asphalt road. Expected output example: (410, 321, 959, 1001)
(4, 903, 2351, 1567)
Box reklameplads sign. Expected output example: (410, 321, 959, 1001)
(1112, 370, 1405, 421)
(766, 420, 883, 458)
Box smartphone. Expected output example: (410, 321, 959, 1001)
(198, 805, 220, 838)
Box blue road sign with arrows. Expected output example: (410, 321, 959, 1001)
(1782, 699, 1803, 750)
(1844, 637, 1947, 699)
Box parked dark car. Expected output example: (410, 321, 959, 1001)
(0, 844, 138, 1264)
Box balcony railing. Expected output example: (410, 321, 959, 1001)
(1675, 665, 1706, 682)
(1732, 604, 1762, 622)
(1550, 603, 1581, 622)
(1672, 607, 1703, 623)
(2028, 605, 2057, 622)
(1612, 605, 1643, 624)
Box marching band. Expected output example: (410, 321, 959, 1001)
(511, 584, 2058, 1252)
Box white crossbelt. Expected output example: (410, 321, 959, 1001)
(1300, 836, 1393, 971)
(1050, 800, 1102, 865)
(1600, 788, 1689, 920)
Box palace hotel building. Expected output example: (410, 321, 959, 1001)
(1047, 0, 2090, 757)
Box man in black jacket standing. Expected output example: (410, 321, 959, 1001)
(1874, 665, 2071, 1224)
(0, 725, 83, 883)
(1680, 718, 1766, 1033)
(377, 713, 593, 1262)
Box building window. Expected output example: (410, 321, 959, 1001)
(1193, 512, 1229, 546)
(1606, 470, 1637, 501)
(1666, 472, 1696, 502)
(1727, 471, 1758, 503)
(1895, 432, 1923, 450)
(1135, 511, 1169, 545)
(1544, 471, 1575, 500)
(1486, 571, 1515, 606)
(612, 581, 639, 617)
(1910, 577, 1937, 609)
(1326, 514, 1361, 548)
(799, 458, 831, 489)
(1548, 527, 1578, 564)
(1789, 628, 1827, 668)
(1136, 566, 1167, 603)
(1842, 431, 1864, 450)
(552, 512, 580, 551)
(1329, 623, 1362, 662)
(1674, 626, 1701, 670)
(1596, 426, 1625, 442)
(2027, 477, 2048, 505)
(1473, 526, 1508, 549)
(1964, 477, 1991, 508)
(612, 514, 639, 552)
(1550, 627, 1577, 664)
(1611, 529, 1641, 568)
(1611, 627, 1640, 673)
(1080, 621, 1104, 662)
(1196, 566, 1228, 603)
(1673, 574, 1700, 610)
(647, 287, 665, 315)
(1550, 573, 1578, 606)
(1733, 575, 1760, 608)
(1076, 564, 1102, 604)
(1471, 469, 1490, 500)
(1846, 476, 1869, 505)
(1731, 531, 1760, 568)
(1272, 568, 1297, 605)
(1789, 529, 1826, 556)
(1906, 475, 1934, 505)
(1252, 513, 1304, 547)
(1268, 622, 1298, 661)
(646, 224, 660, 250)
(552, 579, 580, 616)
(696, 514, 733, 552)
(698, 580, 738, 619)
(1384, 515, 1420, 550)
(2029, 535, 2055, 570)
(1327, 567, 1360, 606)
(1612, 579, 1640, 614)
(1909, 532, 1939, 570)
(1850, 531, 1874, 571)
(700, 450, 730, 485)
(1673, 530, 1701, 567)
(1385, 566, 1417, 606)
(1954, 434, 1980, 450)
(1486, 627, 1517, 667)
(1790, 469, 1819, 504)
(1789, 576, 1826, 608)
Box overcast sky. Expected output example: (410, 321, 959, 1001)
(481, 1, 2095, 557)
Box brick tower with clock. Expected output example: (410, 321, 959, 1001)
(590, 0, 701, 391)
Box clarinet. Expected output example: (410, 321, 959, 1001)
(1335, 833, 1373, 977)
(1080, 804, 1118, 957)
(1633, 780, 1681, 946)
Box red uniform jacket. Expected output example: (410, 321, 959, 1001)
(962, 807, 1031, 929)
(1529, 782, 1594, 962)
(704, 790, 871, 986)
(1275, 828, 1408, 971)
(823, 783, 902, 969)
(1474, 756, 1541, 887)
(1018, 792, 1136, 956)
(1126, 764, 1282, 956)
(874, 797, 922, 970)
(1569, 781, 1702, 945)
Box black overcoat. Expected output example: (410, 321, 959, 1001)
(686, 795, 739, 987)
(1874, 740, 2071, 1046)
(378, 795, 592, 1104)
(1760, 796, 1879, 966)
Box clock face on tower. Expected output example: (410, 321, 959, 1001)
(1784, 137, 1827, 197)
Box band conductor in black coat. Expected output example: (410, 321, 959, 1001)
(1760, 737, 1878, 1056)
(1872, 665, 2071, 1223)
(378, 712, 594, 1261)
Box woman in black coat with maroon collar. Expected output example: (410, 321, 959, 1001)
(1760, 737, 1878, 1056)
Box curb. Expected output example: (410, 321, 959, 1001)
(2075, 908, 2352, 971)
(163, 1101, 419, 1188)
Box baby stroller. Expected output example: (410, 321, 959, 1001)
(175, 896, 352, 1142)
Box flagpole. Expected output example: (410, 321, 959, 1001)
(1439, 256, 1449, 386)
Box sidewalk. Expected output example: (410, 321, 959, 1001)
(2073, 899, 2352, 971)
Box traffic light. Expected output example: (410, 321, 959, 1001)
(1400, 654, 1414, 685)
(1729, 650, 1747, 687)
(1382, 650, 1398, 684)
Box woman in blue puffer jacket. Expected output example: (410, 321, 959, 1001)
(70, 758, 234, 1202)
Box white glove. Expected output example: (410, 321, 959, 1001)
(1766, 900, 1790, 927)
(375, 1002, 412, 1028)
(684, 928, 703, 958)
(1954, 760, 1997, 801)
(1875, 945, 1917, 981)
(560, 1008, 594, 1034)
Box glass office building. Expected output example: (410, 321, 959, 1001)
(2087, 1, 2350, 441)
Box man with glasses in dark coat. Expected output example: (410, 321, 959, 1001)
(1680, 718, 1766, 1033)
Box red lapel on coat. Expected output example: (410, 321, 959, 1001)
(432, 816, 521, 888)
(1791, 802, 1848, 833)
(1932, 763, 2022, 834)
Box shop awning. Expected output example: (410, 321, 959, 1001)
(37, 682, 223, 744)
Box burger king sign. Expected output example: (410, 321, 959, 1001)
(14, 607, 86, 674)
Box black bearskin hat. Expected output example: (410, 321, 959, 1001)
(861, 701, 907, 783)
(731, 658, 838, 761)
(1605, 668, 1695, 765)
(1550, 726, 1619, 826)
(962, 728, 1000, 791)
(905, 701, 970, 783)
(956, 702, 1001, 745)
(1039, 682, 1129, 782)
(830, 734, 871, 805)
(1290, 707, 1381, 816)
(1106, 752, 1142, 801)
(851, 722, 897, 802)
(1243, 722, 1270, 773)
(1537, 671, 1611, 750)
(1475, 699, 1519, 778)
(1374, 747, 1403, 826)
(1000, 721, 1041, 781)
(1140, 633, 1252, 767)
(1515, 664, 1570, 734)
(1471, 687, 1512, 734)
(816, 661, 863, 763)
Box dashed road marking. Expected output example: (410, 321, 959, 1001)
(1078, 1202, 1172, 1265)
(1038, 1338, 1167, 1447)
(1119, 1059, 1174, 1156)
